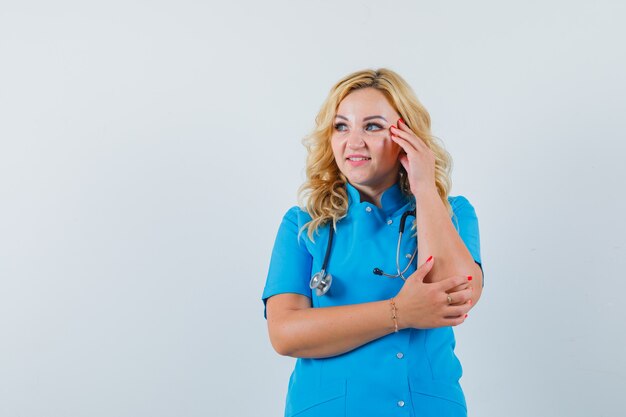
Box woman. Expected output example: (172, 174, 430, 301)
(262, 68, 483, 417)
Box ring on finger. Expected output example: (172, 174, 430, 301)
(447, 295, 453, 304)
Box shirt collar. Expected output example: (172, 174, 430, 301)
(346, 182, 412, 215)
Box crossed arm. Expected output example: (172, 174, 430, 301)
(266, 191, 482, 359)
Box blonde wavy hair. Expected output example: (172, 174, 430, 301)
(299, 68, 453, 240)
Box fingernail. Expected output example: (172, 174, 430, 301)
(468, 299, 472, 305)
(426, 255, 433, 263)
(399, 118, 405, 125)
(465, 314, 468, 318)
(467, 276, 472, 281)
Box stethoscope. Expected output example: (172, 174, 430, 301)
(309, 209, 417, 296)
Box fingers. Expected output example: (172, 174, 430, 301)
(401, 258, 477, 329)
(445, 287, 472, 306)
(447, 282, 470, 295)
(442, 298, 472, 327)
(397, 151, 410, 173)
(442, 314, 468, 327)
(441, 280, 473, 326)
(390, 119, 428, 151)
(409, 255, 434, 282)
(439, 274, 473, 292)
(389, 126, 418, 154)
(390, 129, 416, 157)
(445, 304, 471, 318)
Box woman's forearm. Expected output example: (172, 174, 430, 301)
(414, 186, 483, 300)
(268, 297, 397, 359)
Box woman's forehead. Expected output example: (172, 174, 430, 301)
(336, 88, 396, 119)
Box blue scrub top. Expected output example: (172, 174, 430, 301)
(262, 183, 482, 417)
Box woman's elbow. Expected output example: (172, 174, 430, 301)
(267, 319, 297, 357)
(470, 263, 484, 304)
(269, 333, 294, 357)
(266, 294, 311, 357)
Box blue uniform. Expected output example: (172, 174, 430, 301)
(262, 183, 482, 417)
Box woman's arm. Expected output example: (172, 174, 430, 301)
(414, 187, 483, 304)
(390, 120, 483, 304)
(266, 259, 472, 359)
(266, 293, 395, 358)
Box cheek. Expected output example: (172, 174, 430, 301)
(330, 137, 343, 162)
(377, 139, 402, 157)
(390, 141, 402, 155)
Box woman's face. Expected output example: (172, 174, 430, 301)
(331, 87, 402, 199)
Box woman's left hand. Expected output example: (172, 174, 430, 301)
(389, 119, 436, 195)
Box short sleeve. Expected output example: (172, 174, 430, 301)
(450, 196, 484, 284)
(261, 207, 313, 319)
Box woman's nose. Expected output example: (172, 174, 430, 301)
(346, 131, 365, 149)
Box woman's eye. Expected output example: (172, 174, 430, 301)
(365, 123, 383, 132)
(334, 123, 348, 132)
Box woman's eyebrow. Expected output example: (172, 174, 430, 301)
(334, 114, 388, 122)
(363, 115, 387, 122)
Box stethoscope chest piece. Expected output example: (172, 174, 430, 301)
(310, 270, 333, 296)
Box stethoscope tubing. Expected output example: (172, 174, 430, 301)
(373, 209, 416, 281)
(311, 209, 417, 295)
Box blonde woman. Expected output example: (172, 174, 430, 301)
(262, 68, 483, 417)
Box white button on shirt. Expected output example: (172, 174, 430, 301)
(397, 400, 405, 407)
(365, 206, 372, 213)
(396, 352, 404, 359)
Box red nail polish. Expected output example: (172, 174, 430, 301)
(467, 276, 472, 281)
(426, 255, 433, 263)
(465, 314, 468, 318)
(399, 118, 405, 125)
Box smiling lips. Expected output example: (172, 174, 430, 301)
(346, 154, 371, 166)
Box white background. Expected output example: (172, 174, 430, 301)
(1, 1, 625, 416)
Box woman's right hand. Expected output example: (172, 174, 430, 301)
(394, 257, 473, 329)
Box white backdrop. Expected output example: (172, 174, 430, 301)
(1, 1, 625, 416)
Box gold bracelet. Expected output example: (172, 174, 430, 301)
(390, 298, 399, 333)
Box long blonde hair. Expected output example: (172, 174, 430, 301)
(299, 68, 453, 240)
